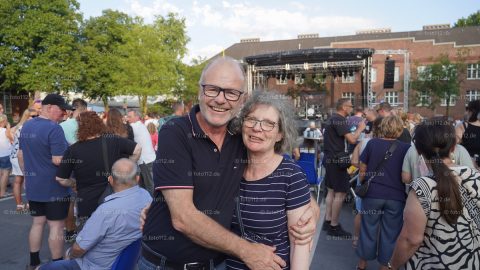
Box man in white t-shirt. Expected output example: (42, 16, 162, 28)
(127, 110, 156, 195)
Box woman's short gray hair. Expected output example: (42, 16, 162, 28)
(234, 90, 297, 154)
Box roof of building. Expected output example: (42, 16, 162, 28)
(222, 26, 480, 60)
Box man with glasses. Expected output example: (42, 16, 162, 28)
(322, 98, 365, 237)
(18, 94, 72, 270)
(140, 57, 319, 270)
(375, 102, 411, 143)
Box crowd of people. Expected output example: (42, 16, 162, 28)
(0, 56, 479, 270)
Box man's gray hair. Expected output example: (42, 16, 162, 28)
(111, 158, 138, 185)
(129, 109, 142, 119)
(198, 56, 246, 91)
(233, 90, 297, 154)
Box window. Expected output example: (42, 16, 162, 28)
(467, 64, 479, 80)
(370, 91, 376, 104)
(341, 72, 355, 83)
(342, 92, 355, 105)
(294, 74, 304, 85)
(385, 91, 398, 106)
(440, 95, 456, 106)
(276, 76, 287, 85)
(465, 90, 480, 104)
(416, 92, 431, 107)
(371, 68, 377, 83)
(394, 67, 400, 82)
(253, 73, 265, 87)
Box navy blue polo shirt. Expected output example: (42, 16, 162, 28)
(142, 105, 247, 263)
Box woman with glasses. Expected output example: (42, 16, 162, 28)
(226, 90, 312, 270)
(10, 109, 35, 210)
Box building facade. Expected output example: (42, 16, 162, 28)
(222, 25, 480, 119)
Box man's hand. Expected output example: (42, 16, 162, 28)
(357, 120, 366, 132)
(140, 203, 151, 231)
(241, 243, 286, 270)
(289, 203, 319, 245)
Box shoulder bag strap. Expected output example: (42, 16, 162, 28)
(101, 136, 110, 176)
(365, 141, 399, 184)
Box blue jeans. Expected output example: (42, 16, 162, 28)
(39, 260, 81, 270)
(138, 255, 226, 270)
(356, 198, 405, 265)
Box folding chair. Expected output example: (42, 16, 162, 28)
(111, 238, 142, 270)
(297, 157, 323, 203)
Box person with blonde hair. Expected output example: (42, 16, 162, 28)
(355, 115, 411, 270)
(0, 114, 12, 198)
(10, 109, 36, 210)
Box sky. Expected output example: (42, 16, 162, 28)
(76, 0, 478, 63)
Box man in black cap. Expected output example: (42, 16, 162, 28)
(18, 94, 71, 269)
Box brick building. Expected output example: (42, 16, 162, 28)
(221, 25, 480, 119)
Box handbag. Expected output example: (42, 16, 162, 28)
(354, 141, 399, 198)
(97, 136, 113, 204)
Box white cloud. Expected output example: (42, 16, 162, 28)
(187, 43, 224, 63)
(126, 0, 183, 22)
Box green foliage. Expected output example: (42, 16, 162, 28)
(116, 13, 189, 114)
(411, 54, 465, 117)
(0, 0, 83, 93)
(175, 57, 207, 104)
(454, 10, 480, 27)
(79, 9, 134, 109)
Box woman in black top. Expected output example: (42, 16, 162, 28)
(56, 111, 141, 220)
(105, 108, 134, 141)
(456, 100, 480, 166)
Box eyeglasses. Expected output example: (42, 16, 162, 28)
(201, 84, 244, 101)
(243, 116, 277, 131)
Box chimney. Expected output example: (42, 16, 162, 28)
(422, 24, 450, 30)
(240, 38, 260, 43)
(356, 28, 391, 35)
(297, 33, 319, 39)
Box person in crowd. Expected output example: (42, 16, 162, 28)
(146, 122, 158, 151)
(389, 119, 480, 269)
(55, 111, 141, 223)
(455, 99, 480, 167)
(322, 98, 365, 237)
(0, 114, 12, 198)
(18, 94, 71, 270)
(105, 108, 134, 141)
(38, 158, 152, 270)
(350, 117, 384, 249)
(10, 109, 35, 210)
(144, 112, 159, 129)
(140, 57, 319, 270)
(355, 115, 410, 270)
(303, 121, 322, 138)
(363, 108, 377, 136)
(60, 99, 88, 145)
(127, 110, 156, 196)
(375, 102, 411, 143)
(347, 106, 365, 153)
(157, 101, 184, 131)
(402, 118, 475, 185)
(225, 90, 312, 269)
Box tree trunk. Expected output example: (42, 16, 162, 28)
(139, 95, 148, 116)
(102, 96, 109, 112)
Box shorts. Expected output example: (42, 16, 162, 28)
(324, 157, 350, 193)
(29, 198, 70, 220)
(0, 155, 12, 169)
(10, 157, 22, 176)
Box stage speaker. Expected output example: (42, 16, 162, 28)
(383, 59, 395, 88)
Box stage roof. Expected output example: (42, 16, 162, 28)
(244, 48, 374, 66)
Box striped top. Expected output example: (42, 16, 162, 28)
(226, 158, 311, 269)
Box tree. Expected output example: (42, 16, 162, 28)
(0, 0, 83, 95)
(454, 10, 480, 27)
(116, 13, 189, 114)
(411, 54, 466, 117)
(175, 57, 207, 104)
(79, 9, 134, 110)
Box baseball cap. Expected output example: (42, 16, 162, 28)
(41, 94, 73, 110)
